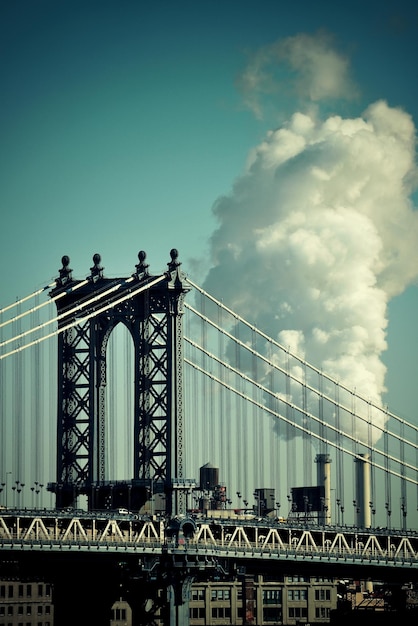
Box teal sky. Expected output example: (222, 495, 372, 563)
(1, 0, 417, 422)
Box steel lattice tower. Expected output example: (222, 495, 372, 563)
(48, 249, 189, 516)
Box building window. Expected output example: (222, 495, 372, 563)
(8, 584, 13, 598)
(288, 589, 307, 601)
(287, 575, 308, 582)
(264, 607, 282, 622)
(192, 588, 205, 601)
(263, 589, 282, 604)
(112, 608, 127, 620)
(190, 607, 205, 618)
(315, 606, 331, 618)
(289, 606, 307, 619)
(26, 584, 32, 598)
(211, 607, 231, 619)
(211, 588, 230, 601)
(315, 589, 331, 601)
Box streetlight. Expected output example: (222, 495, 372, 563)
(1, 472, 12, 508)
(400, 497, 407, 531)
(30, 482, 43, 509)
(12, 480, 25, 509)
(385, 502, 392, 530)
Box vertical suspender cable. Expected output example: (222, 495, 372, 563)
(416, 428, 418, 520)
(0, 321, 5, 483)
(351, 390, 357, 523)
(201, 292, 209, 464)
(285, 350, 295, 508)
(302, 361, 311, 489)
(224, 313, 232, 504)
(13, 301, 24, 505)
(268, 339, 279, 512)
(384, 419, 392, 529)
(400, 420, 407, 530)
(369, 402, 376, 526)
(218, 301, 227, 499)
(48, 333, 55, 508)
(252, 326, 261, 488)
(125, 326, 133, 481)
(318, 370, 324, 456)
(33, 293, 42, 490)
(234, 319, 245, 502)
(109, 329, 116, 479)
(335, 384, 344, 526)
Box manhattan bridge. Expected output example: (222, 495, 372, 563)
(0, 249, 417, 625)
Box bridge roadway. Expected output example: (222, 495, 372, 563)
(1, 509, 418, 574)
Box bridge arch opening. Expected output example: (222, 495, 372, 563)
(104, 322, 134, 482)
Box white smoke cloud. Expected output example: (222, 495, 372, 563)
(237, 32, 359, 119)
(203, 34, 418, 444)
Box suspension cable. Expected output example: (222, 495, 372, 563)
(0, 282, 57, 316)
(0, 276, 165, 360)
(185, 303, 417, 451)
(184, 354, 418, 486)
(0, 278, 128, 349)
(0, 279, 91, 330)
(186, 279, 417, 434)
(184, 335, 418, 478)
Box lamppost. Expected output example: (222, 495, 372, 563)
(12, 480, 25, 509)
(385, 502, 392, 530)
(236, 491, 241, 510)
(400, 497, 407, 531)
(1, 472, 12, 508)
(30, 482, 43, 509)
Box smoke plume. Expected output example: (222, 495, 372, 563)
(203, 34, 418, 440)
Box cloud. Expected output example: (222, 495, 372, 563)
(237, 31, 359, 119)
(203, 94, 418, 443)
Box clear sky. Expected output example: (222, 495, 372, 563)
(1, 0, 417, 422)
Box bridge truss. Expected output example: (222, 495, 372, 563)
(1, 511, 418, 572)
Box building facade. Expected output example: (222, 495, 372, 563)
(110, 599, 132, 626)
(0, 580, 54, 626)
(188, 574, 337, 625)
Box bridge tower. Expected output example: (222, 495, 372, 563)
(48, 249, 190, 516)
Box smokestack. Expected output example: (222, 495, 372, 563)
(354, 453, 371, 528)
(315, 454, 332, 525)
